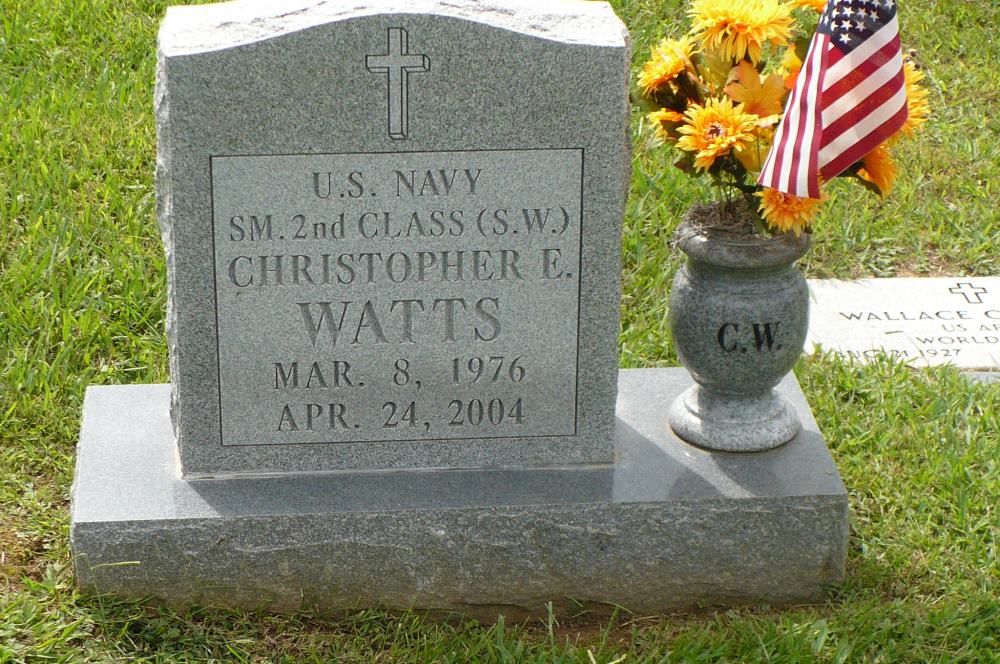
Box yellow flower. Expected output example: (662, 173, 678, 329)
(638, 36, 696, 96)
(757, 187, 822, 235)
(734, 134, 772, 172)
(857, 143, 898, 197)
(788, 0, 826, 12)
(688, 0, 794, 64)
(897, 60, 929, 138)
(647, 108, 686, 143)
(676, 97, 758, 170)
(780, 45, 802, 90)
(725, 61, 786, 119)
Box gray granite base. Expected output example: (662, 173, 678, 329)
(668, 386, 801, 452)
(70, 369, 848, 620)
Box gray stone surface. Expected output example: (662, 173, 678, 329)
(71, 369, 849, 619)
(669, 386, 800, 452)
(156, 0, 630, 477)
(807, 277, 1000, 369)
(667, 222, 810, 451)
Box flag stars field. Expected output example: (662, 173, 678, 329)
(758, 0, 908, 203)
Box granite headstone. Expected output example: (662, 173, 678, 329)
(155, 0, 628, 477)
(70, 0, 849, 618)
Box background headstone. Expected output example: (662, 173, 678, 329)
(807, 277, 1000, 369)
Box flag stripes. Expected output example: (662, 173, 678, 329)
(758, 0, 908, 199)
(761, 33, 828, 198)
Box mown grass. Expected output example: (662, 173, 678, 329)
(2, 0, 998, 661)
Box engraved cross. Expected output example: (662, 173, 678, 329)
(366, 28, 429, 140)
(949, 282, 988, 304)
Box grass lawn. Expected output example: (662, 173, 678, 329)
(2, 0, 998, 661)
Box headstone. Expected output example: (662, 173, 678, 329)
(154, 0, 626, 477)
(70, 0, 848, 618)
(807, 277, 1000, 369)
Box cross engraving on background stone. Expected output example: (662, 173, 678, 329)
(949, 282, 988, 304)
(365, 28, 430, 140)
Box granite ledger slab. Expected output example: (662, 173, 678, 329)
(156, 0, 630, 477)
(71, 369, 849, 618)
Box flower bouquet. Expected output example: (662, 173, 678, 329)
(640, 0, 930, 451)
(637, 0, 928, 235)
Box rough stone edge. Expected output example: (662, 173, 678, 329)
(159, 0, 629, 57)
(72, 494, 848, 621)
(153, 48, 182, 459)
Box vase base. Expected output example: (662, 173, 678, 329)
(668, 385, 801, 452)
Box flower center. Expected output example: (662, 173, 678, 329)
(706, 122, 727, 138)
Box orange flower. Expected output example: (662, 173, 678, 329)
(757, 187, 822, 235)
(647, 108, 686, 143)
(896, 60, 930, 138)
(725, 61, 786, 119)
(788, 0, 826, 12)
(857, 143, 898, 197)
(676, 97, 758, 170)
(734, 135, 772, 173)
(688, 0, 794, 64)
(780, 46, 803, 90)
(638, 36, 696, 95)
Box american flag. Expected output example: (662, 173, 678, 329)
(758, 0, 908, 199)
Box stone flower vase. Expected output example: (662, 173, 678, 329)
(668, 207, 811, 452)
